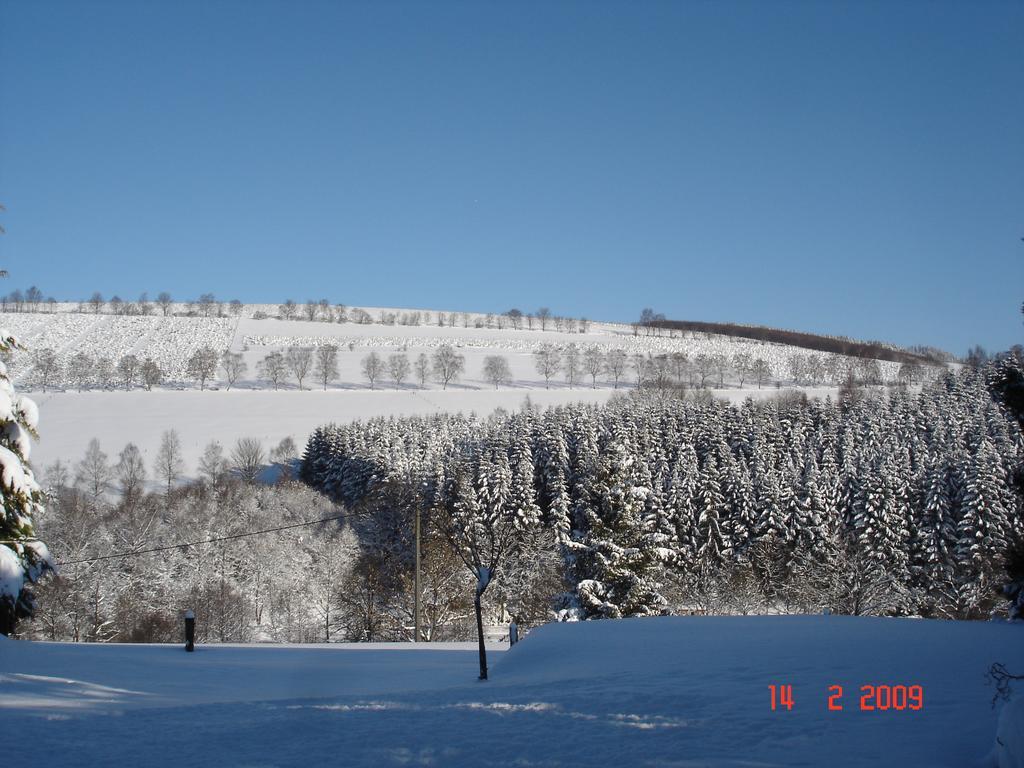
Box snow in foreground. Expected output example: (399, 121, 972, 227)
(1, 616, 1021, 767)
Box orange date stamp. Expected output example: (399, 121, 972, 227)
(769, 684, 924, 711)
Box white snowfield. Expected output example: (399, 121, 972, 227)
(1, 616, 1021, 767)
(27, 385, 842, 475)
(28, 387, 619, 473)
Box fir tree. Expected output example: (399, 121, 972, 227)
(0, 330, 52, 635)
(575, 441, 666, 618)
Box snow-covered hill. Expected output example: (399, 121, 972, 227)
(2, 616, 1020, 767)
(3, 302, 929, 478)
(2, 303, 906, 389)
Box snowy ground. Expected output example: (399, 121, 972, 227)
(29, 386, 840, 477)
(30, 387, 617, 474)
(2, 616, 1021, 767)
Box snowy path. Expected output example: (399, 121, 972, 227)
(2, 616, 1020, 767)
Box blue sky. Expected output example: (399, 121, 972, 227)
(0, 1, 1021, 354)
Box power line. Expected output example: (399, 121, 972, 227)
(52, 511, 350, 566)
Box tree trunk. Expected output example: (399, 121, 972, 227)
(475, 591, 487, 680)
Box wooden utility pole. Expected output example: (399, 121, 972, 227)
(413, 503, 421, 642)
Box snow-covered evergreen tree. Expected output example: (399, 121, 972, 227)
(0, 330, 52, 635)
(575, 440, 666, 619)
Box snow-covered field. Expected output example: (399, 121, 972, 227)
(29, 387, 617, 473)
(28, 385, 841, 476)
(2, 616, 1021, 767)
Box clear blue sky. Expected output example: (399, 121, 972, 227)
(1, 1, 1021, 355)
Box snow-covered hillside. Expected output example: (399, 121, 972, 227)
(3, 302, 930, 478)
(2, 616, 1020, 767)
(2, 303, 907, 390)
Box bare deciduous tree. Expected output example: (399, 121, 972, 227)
(733, 352, 752, 387)
(482, 355, 512, 389)
(650, 355, 672, 389)
(117, 354, 139, 390)
(116, 443, 147, 509)
(788, 354, 806, 386)
(197, 294, 217, 317)
(362, 351, 384, 389)
(432, 345, 465, 390)
(533, 344, 561, 389)
(536, 307, 551, 331)
(187, 346, 220, 390)
(582, 347, 604, 388)
(669, 351, 688, 383)
(563, 344, 580, 388)
(231, 437, 265, 482)
(199, 440, 228, 484)
(605, 349, 627, 389)
(75, 438, 110, 508)
(258, 352, 287, 390)
(712, 354, 730, 388)
(156, 292, 173, 316)
(388, 353, 411, 387)
(752, 358, 771, 388)
(94, 357, 115, 389)
(285, 347, 314, 390)
(34, 348, 60, 392)
(693, 354, 715, 388)
(141, 358, 163, 390)
(415, 353, 431, 388)
(315, 344, 339, 390)
(221, 351, 247, 390)
(68, 352, 93, 391)
(436, 462, 535, 680)
(155, 430, 184, 495)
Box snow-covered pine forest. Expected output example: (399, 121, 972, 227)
(302, 360, 1024, 624)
